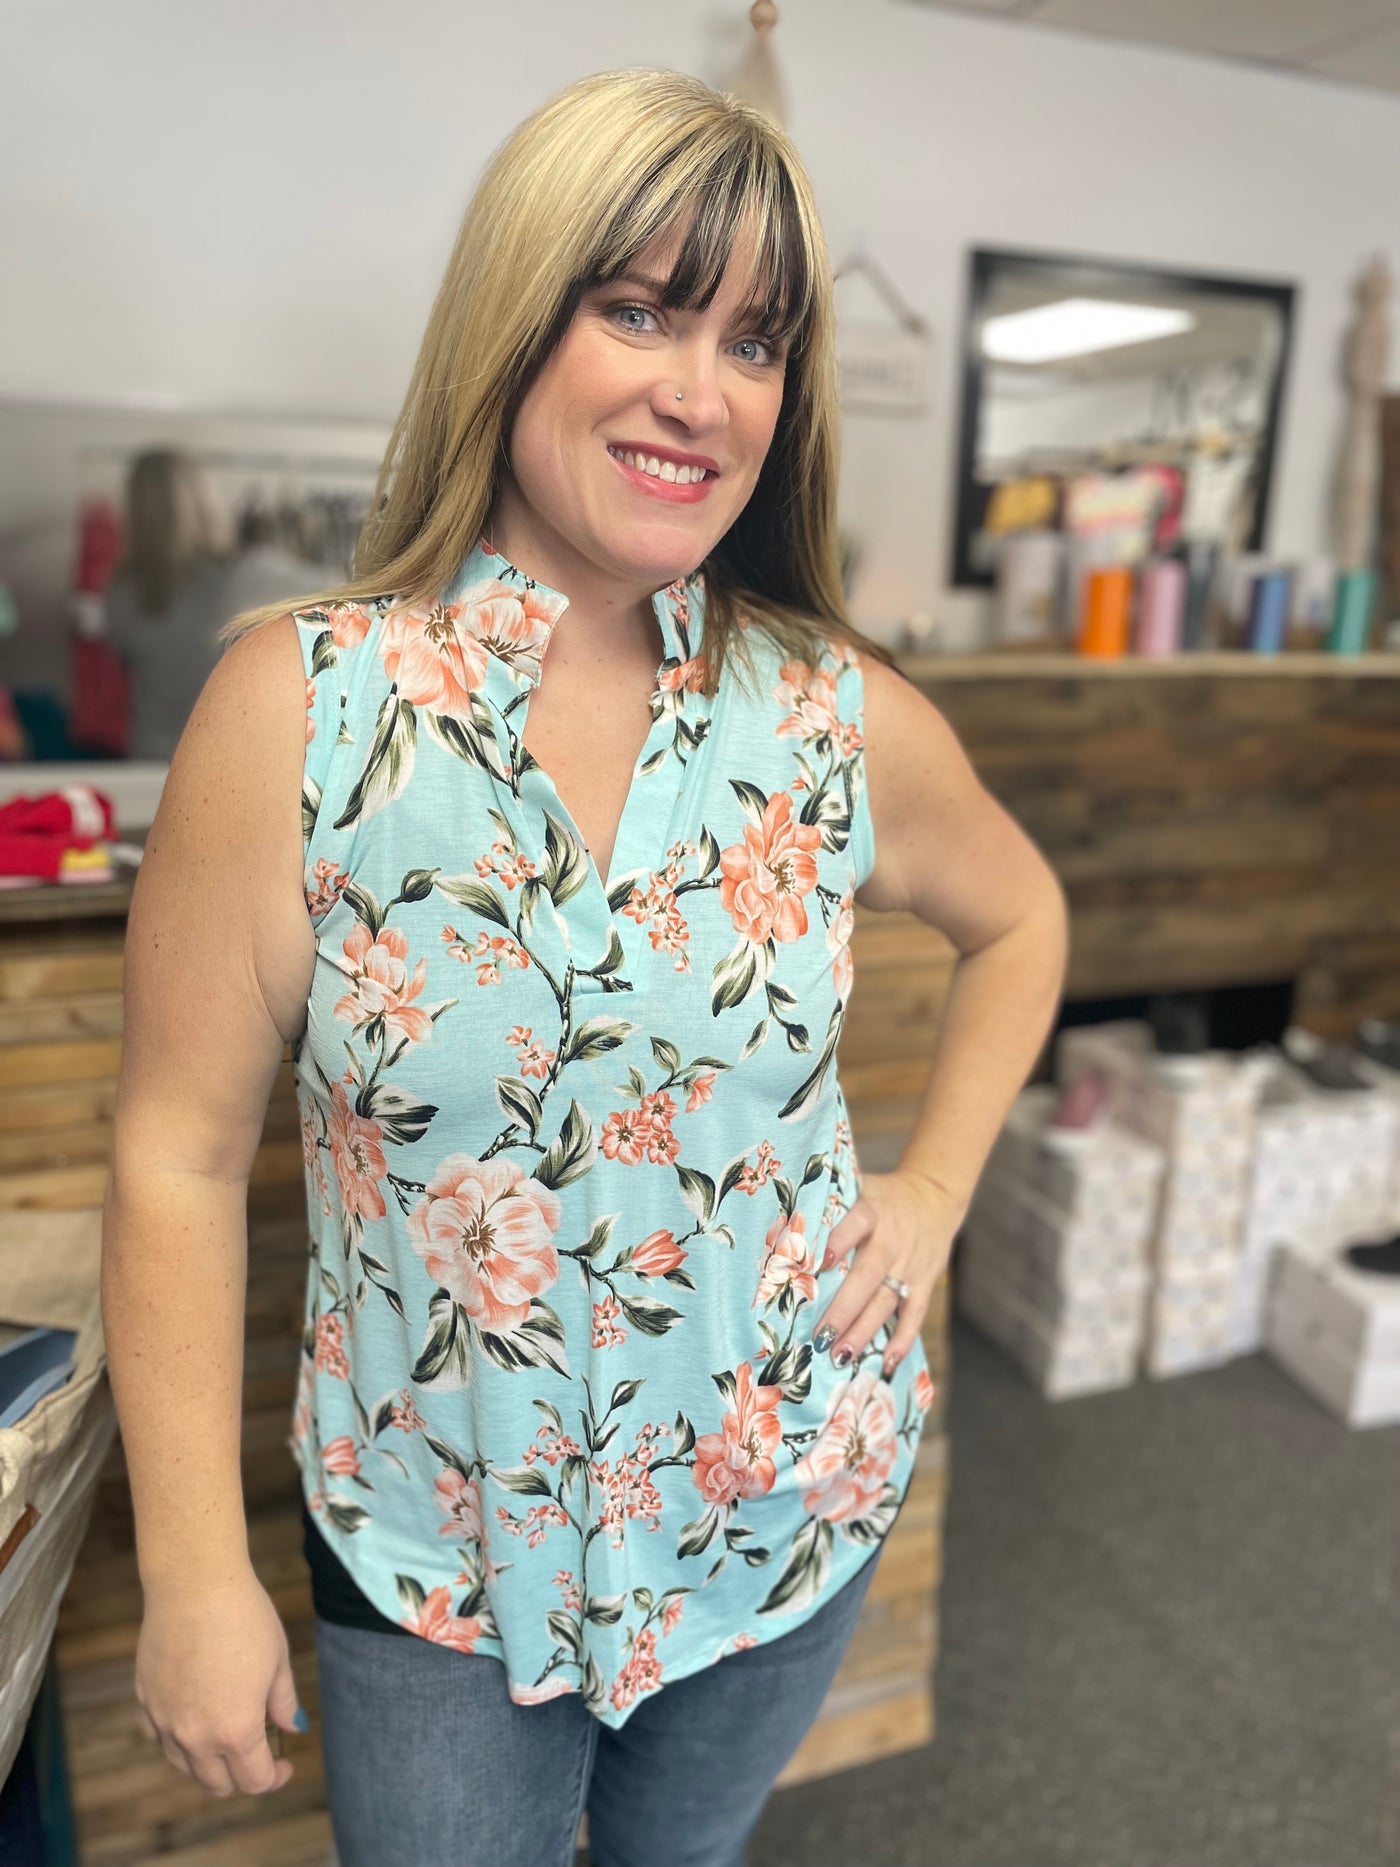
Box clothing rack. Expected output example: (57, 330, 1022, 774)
(76, 442, 383, 574)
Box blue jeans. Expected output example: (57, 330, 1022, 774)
(313, 1548, 881, 1867)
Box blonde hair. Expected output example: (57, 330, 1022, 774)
(217, 67, 897, 693)
(118, 449, 229, 617)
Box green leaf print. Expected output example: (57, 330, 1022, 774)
(435, 874, 511, 927)
(535, 1099, 597, 1191)
(334, 689, 417, 829)
(757, 1515, 834, 1616)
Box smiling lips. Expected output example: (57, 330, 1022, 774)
(606, 443, 716, 503)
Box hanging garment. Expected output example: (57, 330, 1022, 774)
(289, 531, 936, 1728)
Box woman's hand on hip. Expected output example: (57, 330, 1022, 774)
(809, 1168, 962, 1378)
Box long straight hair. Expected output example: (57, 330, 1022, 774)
(117, 449, 229, 618)
(217, 67, 898, 693)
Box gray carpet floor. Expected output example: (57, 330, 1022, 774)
(747, 1307, 1400, 1867)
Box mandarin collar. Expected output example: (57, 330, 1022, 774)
(438, 532, 704, 692)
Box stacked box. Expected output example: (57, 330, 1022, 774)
(1264, 1240, 1400, 1428)
(956, 1083, 1163, 1400)
(1234, 1054, 1400, 1354)
(1351, 1051, 1400, 1229)
(1055, 1021, 1266, 1378)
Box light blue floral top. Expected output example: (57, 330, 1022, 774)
(288, 531, 934, 1727)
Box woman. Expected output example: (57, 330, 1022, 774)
(103, 69, 1067, 1867)
(103, 448, 309, 761)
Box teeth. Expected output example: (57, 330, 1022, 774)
(609, 445, 709, 485)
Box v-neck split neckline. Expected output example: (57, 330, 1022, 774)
(437, 533, 713, 993)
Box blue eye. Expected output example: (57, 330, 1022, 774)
(609, 302, 783, 368)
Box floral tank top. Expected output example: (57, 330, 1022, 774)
(287, 531, 935, 1728)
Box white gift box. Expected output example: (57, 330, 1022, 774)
(985, 1083, 1164, 1223)
(1242, 1057, 1400, 1268)
(967, 1164, 1157, 1291)
(1264, 1244, 1400, 1428)
(1272, 1241, 1400, 1365)
(1056, 1023, 1261, 1291)
(1143, 1266, 1240, 1379)
(956, 1254, 1139, 1400)
(1225, 1250, 1278, 1356)
(959, 1215, 1151, 1338)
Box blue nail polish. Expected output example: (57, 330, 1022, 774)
(293, 1707, 310, 1732)
(813, 1325, 836, 1353)
(832, 1344, 852, 1368)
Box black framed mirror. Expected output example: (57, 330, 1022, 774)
(950, 246, 1296, 588)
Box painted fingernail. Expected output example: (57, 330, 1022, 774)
(832, 1344, 852, 1367)
(814, 1325, 837, 1353)
(293, 1707, 311, 1732)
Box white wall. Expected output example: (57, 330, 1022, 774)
(5, 0, 1400, 645)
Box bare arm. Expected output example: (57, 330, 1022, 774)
(854, 654, 1070, 1212)
(102, 612, 316, 1597)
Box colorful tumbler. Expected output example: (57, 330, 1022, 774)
(1077, 565, 1133, 657)
(1135, 558, 1186, 658)
(1327, 568, 1376, 655)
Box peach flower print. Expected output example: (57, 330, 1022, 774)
(314, 1312, 350, 1380)
(913, 1367, 937, 1413)
(718, 791, 822, 945)
(592, 1293, 626, 1348)
(304, 678, 317, 744)
(433, 1467, 496, 1575)
(324, 602, 375, 651)
(321, 1435, 361, 1477)
(828, 880, 856, 1006)
(658, 654, 707, 695)
(691, 1361, 784, 1507)
(442, 925, 531, 985)
(685, 1068, 716, 1113)
(631, 1229, 687, 1277)
(735, 1139, 780, 1195)
(326, 1082, 388, 1223)
(334, 924, 436, 1046)
(774, 659, 842, 740)
(602, 1092, 681, 1167)
(379, 578, 565, 721)
(611, 1625, 664, 1712)
(408, 1154, 560, 1333)
(389, 1389, 426, 1432)
(402, 1584, 484, 1652)
(511, 1678, 578, 1706)
(753, 1210, 818, 1310)
(792, 1369, 898, 1523)
(305, 854, 350, 920)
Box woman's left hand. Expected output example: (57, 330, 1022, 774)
(809, 1168, 965, 1379)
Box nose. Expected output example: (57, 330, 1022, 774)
(650, 340, 726, 433)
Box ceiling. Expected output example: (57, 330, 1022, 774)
(898, 0, 1400, 94)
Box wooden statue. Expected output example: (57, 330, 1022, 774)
(1335, 255, 1393, 572)
(728, 1, 786, 128)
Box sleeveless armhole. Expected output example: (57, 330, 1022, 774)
(841, 646, 878, 892)
(293, 607, 341, 867)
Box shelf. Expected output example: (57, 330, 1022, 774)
(893, 650, 1400, 680)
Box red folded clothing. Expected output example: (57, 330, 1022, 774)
(0, 784, 115, 839)
(0, 784, 117, 883)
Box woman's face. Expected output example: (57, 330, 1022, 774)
(500, 228, 789, 598)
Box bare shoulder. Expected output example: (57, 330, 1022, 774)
(852, 650, 1064, 951)
(119, 612, 316, 1177)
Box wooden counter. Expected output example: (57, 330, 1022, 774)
(1, 862, 952, 1864)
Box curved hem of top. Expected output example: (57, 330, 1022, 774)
(291, 1456, 901, 1733)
